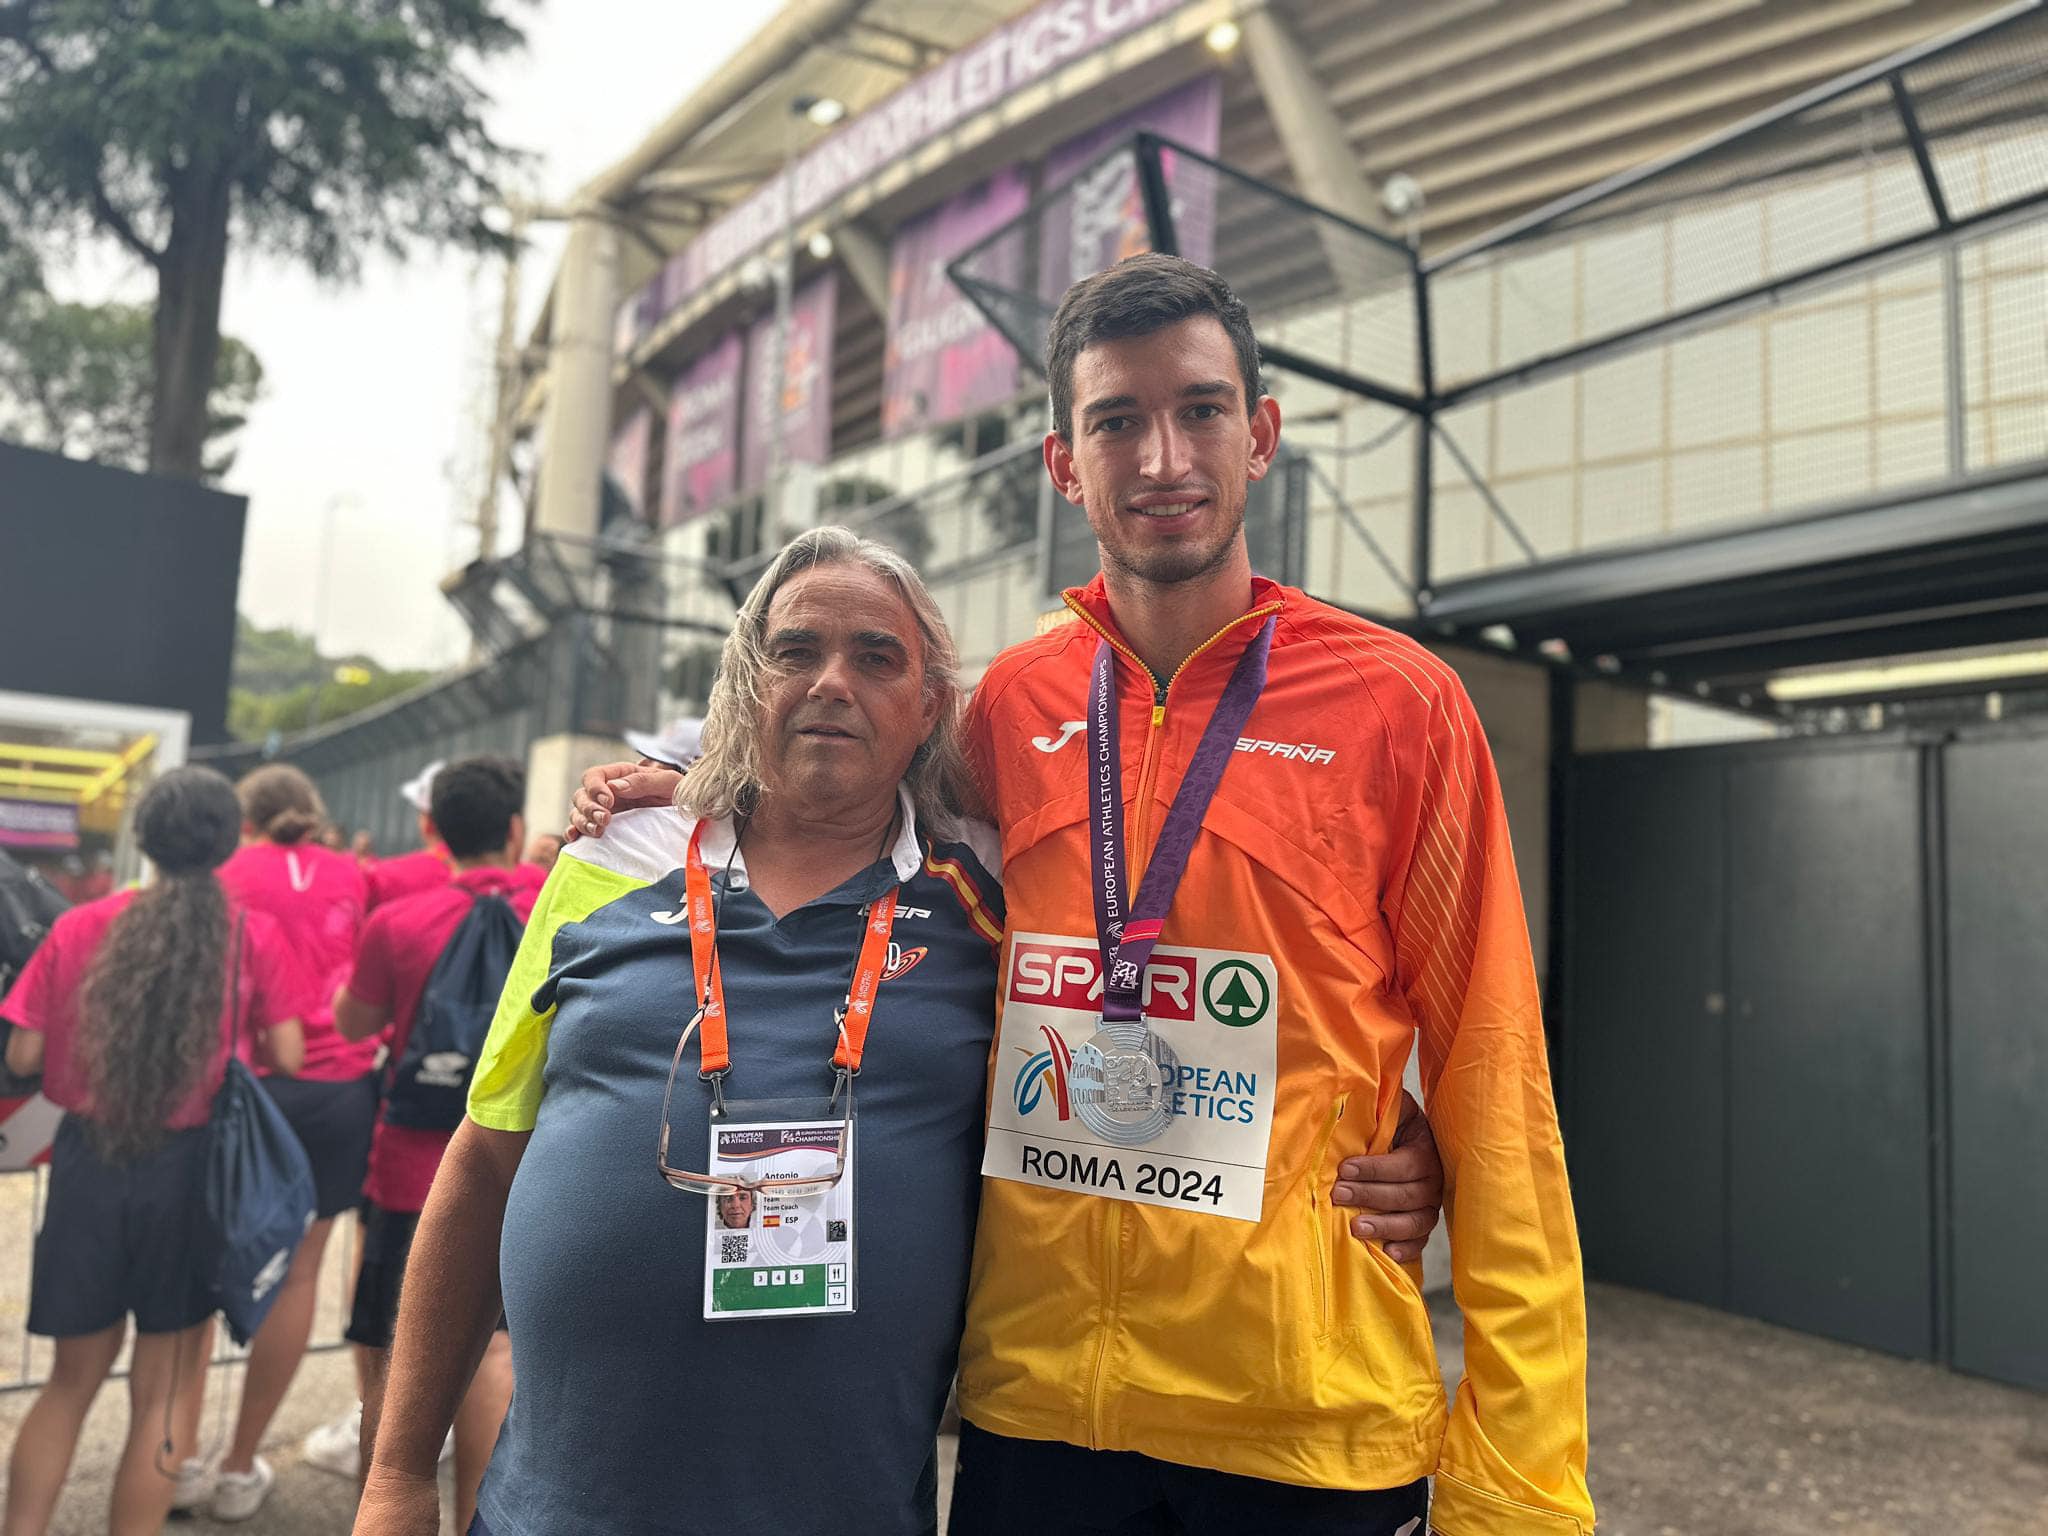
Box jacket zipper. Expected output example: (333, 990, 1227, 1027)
(1307, 1095, 1350, 1333)
(1062, 592, 1285, 1445)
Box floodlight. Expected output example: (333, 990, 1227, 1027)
(1379, 173, 1423, 220)
(1766, 649, 2048, 701)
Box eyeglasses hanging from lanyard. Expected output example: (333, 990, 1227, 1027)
(655, 819, 900, 1195)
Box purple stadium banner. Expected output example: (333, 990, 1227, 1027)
(660, 330, 743, 526)
(624, 0, 1197, 348)
(883, 169, 1030, 438)
(0, 798, 78, 851)
(606, 407, 654, 520)
(740, 272, 838, 493)
(1039, 75, 1221, 303)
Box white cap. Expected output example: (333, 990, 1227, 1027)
(399, 760, 445, 813)
(624, 718, 704, 770)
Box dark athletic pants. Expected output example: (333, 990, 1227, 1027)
(948, 1421, 1430, 1536)
(470, 1424, 1415, 1536)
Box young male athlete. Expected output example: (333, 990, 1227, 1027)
(940, 255, 1592, 1536)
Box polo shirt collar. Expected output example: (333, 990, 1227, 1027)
(695, 784, 924, 893)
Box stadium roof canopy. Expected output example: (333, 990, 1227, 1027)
(512, 0, 2027, 436)
(518, 1, 1044, 383)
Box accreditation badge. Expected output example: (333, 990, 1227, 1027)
(983, 933, 1280, 1222)
(701, 1112, 856, 1320)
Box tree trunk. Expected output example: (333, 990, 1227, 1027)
(148, 168, 233, 481)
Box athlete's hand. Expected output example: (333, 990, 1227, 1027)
(351, 1462, 440, 1536)
(567, 761, 682, 842)
(1330, 1089, 1443, 1263)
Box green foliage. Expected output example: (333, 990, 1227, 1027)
(0, 0, 526, 274)
(0, 237, 262, 480)
(229, 613, 434, 742)
(231, 612, 325, 693)
(0, 1, 528, 476)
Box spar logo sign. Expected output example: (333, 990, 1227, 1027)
(1203, 960, 1269, 1026)
(1008, 941, 1195, 1020)
(1006, 940, 1275, 1118)
(990, 932, 1279, 1221)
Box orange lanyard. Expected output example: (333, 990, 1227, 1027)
(683, 821, 899, 1078)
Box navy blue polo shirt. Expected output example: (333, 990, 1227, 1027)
(467, 793, 1003, 1536)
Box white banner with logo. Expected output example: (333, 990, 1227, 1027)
(982, 931, 1277, 1221)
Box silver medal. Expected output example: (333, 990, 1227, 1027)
(1071, 1020, 1181, 1147)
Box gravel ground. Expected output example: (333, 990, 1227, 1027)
(5, 1154, 2042, 1536)
(1560, 1284, 2048, 1536)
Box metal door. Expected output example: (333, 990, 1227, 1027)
(1565, 750, 1729, 1307)
(1943, 730, 2048, 1391)
(1725, 746, 1933, 1359)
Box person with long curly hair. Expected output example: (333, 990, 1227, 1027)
(167, 763, 379, 1517)
(1, 767, 310, 1536)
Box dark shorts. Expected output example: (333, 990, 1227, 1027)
(948, 1422, 1431, 1536)
(263, 1071, 377, 1219)
(346, 1198, 507, 1350)
(29, 1115, 214, 1338)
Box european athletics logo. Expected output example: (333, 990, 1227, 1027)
(1013, 1025, 1074, 1120)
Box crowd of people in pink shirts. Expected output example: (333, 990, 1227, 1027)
(1, 753, 563, 1535)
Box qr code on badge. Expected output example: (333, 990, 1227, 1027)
(719, 1234, 748, 1264)
(826, 1220, 847, 1242)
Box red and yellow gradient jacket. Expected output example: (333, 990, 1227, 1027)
(959, 574, 1593, 1536)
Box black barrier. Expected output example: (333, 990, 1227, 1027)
(0, 442, 246, 745)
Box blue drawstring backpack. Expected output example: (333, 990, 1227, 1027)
(204, 917, 316, 1346)
(382, 890, 523, 1131)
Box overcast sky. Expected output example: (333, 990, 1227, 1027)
(61, 3, 775, 671)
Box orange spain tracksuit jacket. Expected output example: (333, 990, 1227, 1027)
(959, 573, 1594, 1536)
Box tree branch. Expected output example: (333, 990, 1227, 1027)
(89, 178, 163, 267)
(0, 12, 166, 268)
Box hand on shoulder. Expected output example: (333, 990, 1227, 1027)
(568, 761, 683, 841)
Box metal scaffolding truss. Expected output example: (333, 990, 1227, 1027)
(947, 0, 2048, 705)
(1423, 0, 2048, 408)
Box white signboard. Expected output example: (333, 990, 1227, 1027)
(983, 932, 1278, 1222)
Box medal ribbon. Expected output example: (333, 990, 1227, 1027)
(684, 822, 899, 1075)
(1089, 614, 1276, 1025)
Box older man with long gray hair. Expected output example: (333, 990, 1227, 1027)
(356, 527, 1009, 1536)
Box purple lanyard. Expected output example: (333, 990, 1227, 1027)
(1089, 615, 1276, 1024)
